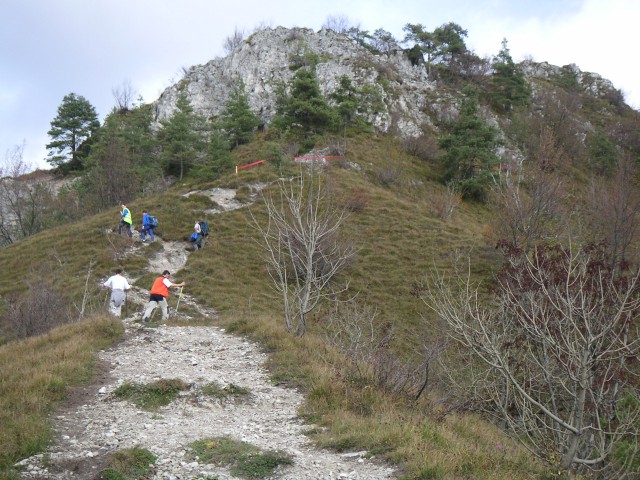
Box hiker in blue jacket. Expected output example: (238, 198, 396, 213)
(140, 210, 155, 242)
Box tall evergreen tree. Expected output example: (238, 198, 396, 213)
(190, 128, 233, 180)
(158, 91, 205, 180)
(80, 105, 156, 209)
(46, 93, 100, 171)
(271, 68, 338, 139)
(330, 75, 380, 130)
(219, 78, 261, 148)
(490, 38, 531, 113)
(439, 88, 501, 201)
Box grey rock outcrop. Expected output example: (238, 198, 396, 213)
(153, 26, 446, 138)
(152, 26, 623, 148)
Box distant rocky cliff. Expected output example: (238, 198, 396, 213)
(153, 26, 443, 137)
(153, 26, 620, 139)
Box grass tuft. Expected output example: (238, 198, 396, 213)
(201, 382, 251, 400)
(188, 436, 292, 479)
(100, 446, 157, 480)
(113, 378, 189, 410)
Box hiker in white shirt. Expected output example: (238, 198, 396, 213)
(103, 269, 131, 317)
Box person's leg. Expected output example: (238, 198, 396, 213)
(127, 223, 132, 238)
(142, 300, 157, 321)
(110, 290, 124, 317)
(118, 220, 123, 235)
(140, 229, 146, 241)
(150, 228, 155, 241)
(160, 298, 168, 320)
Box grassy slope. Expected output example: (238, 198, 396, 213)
(0, 131, 543, 479)
(0, 316, 123, 475)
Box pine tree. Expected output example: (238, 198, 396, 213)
(439, 88, 501, 201)
(330, 75, 381, 130)
(490, 39, 531, 113)
(271, 68, 338, 139)
(190, 128, 233, 180)
(219, 78, 261, 148)
(158, 91, 205, 180)
(46, 93, 100, 171)
(80, 104, 157, 209)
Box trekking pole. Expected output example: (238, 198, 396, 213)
(175, 286, 184, 316)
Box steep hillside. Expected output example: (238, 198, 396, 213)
(0, 131, 543, 479)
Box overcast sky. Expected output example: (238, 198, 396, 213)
(1, 0, 638, 171)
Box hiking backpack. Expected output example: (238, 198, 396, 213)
(199, 220, 209, 236)
(148, 215, 159, 228)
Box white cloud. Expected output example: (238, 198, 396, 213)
(468, 0, 640, 107)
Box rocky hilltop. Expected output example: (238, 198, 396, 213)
(152, 26, 620, 141)
(154, 26, 444, 137)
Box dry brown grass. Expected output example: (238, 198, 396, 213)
(0, 315, 123, 473)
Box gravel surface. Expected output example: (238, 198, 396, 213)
(18, 319, 396, 479)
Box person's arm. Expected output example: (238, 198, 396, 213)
(164, 278, 185, 289)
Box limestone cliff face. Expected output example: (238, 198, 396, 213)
(153, 26, 452, 137)
(152, 26, 620, 140)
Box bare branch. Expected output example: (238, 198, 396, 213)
(250, 168, 357, 335)
(421, 243, 640, 475)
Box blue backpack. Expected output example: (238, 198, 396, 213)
(147, 215, 158, 228)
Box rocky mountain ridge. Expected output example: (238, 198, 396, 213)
(152, 26, 620, 141)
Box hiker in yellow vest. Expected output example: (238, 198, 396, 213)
(141, 270, 185, 322)
(118, 204, 133, 238)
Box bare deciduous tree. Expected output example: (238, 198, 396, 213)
(430, 184, 461, 220)
(422, 242, 640, 477)
(2, 283, 72, 339)
(112, 79, 135, 111)
(0, 144, 54, 246)
(251, 169, 356, 336)
(322, 14, 351, 34)
(586, 154, 640, 267)
(491, 126, 564, 251)
(325, 300, 448, 400)
(223, 27, 246, 55)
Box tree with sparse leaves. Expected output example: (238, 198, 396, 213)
(422, 241, 640, 477)
(251, 169, 356, 336)
(46, 93, 100, 171)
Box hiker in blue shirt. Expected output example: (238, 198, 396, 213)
(140, 210, 155, 242)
